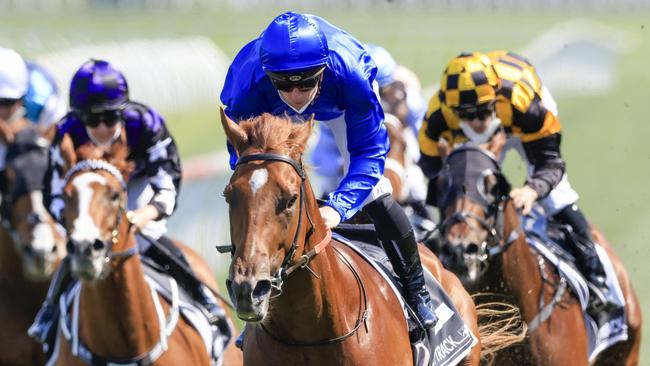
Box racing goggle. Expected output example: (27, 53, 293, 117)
(266, 66, 325, 92)
(80, 109, 123, 128)
(454, 101, 496, 121)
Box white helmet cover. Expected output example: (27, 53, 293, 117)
(0, 48, 29, 99)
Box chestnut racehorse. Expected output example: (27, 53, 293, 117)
(220, 110, 524, 366)
(432, 145, 642, 365)
(0, 126, 66, 366)
(49, 140, 241, 365)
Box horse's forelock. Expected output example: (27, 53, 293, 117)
(239, 114, 309, 156)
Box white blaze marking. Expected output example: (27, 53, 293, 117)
(70, 173, 106, 243)
(249, 168, 268, 196)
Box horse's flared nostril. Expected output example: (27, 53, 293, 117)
(465, 243, 479, 255)
(66, 240, 75, 254)
(253, 279, 272, 300)
(93, 239, 105, 251)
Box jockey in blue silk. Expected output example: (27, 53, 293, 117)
(311, 44, 429, 215)
(221, 11, 437, 330)
(0, 48, 66, 171)
(28, 59, 225, 346)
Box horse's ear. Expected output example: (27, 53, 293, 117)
(219, 107, 248, 152)
(293, 114, 314, 151)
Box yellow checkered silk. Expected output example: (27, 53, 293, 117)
(419, 50, 562, 158)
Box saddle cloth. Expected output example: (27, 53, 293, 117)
(46, 262, 233, 366)
(523, 213, 628, 362)
(333, 224, 478, 366)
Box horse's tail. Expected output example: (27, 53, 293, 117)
(473, 295, 527, 365)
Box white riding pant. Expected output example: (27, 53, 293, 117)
(127, 175, 167, 249)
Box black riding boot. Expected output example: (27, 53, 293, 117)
(554, 204, 615, 315)
(364, 194, 437, 330)
(28, 256, 72, 346)
(144, 236, 226, 326)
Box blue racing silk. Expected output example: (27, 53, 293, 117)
(220, 14, 388, 221)
(24, 62, 66, 127)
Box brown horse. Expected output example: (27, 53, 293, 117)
(432, 144, 642, 365)
(0, 124, 66, 366)
(220, 110, 525, 366)
(49, 140, 242, 365)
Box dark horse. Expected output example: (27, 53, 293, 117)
(432, 144, 642, 365)
(50, 138, 242, 365)
(0, 123, 66, 366)
(220, 110, 525, 365)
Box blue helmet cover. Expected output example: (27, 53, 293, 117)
(260, 12, 329, 72)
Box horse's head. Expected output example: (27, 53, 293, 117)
(61, 154, 132, 281)
(2, 129, 65, 280)
(220, 109, 314, 322)
(433, 145, 511, 286)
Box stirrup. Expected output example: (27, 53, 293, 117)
(407, 293, 438, 330)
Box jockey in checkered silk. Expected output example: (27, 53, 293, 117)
(28, 59, 224, 346)
(221, 11, 438, 329)
(0, 48, 66, 171)
(312, 44, 429, 213)
(418, 51, 617, 316)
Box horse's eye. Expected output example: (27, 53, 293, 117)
(111, 191, 120, 202)
(277, 194, 298, 213)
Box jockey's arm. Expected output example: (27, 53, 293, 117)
(521, 133, 565, 199)
(513, 95, 565, 199)
(43, 130, 71, 223)
(141, 114, 182, 221)
(325, 71, 387, 222)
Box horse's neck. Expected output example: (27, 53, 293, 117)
(488, 202, 541, 297)
(264, 178, 359, 342)
(77, 235, 161, 358)
(0, 226, 23, 280)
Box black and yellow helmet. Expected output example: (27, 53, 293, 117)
(440, 52, 499, 113)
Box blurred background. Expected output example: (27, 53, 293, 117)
(2, 0, 648, 360)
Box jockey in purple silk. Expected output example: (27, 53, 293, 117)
(28, 59, 225, 347)
(221, 11, 437, 330)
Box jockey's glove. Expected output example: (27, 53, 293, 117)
(509, 185, 538, 215)
(319, 205, 341, 229)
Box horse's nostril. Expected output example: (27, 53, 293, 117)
(23, 245, 34, 255)
(253, 279, 272, 299)
(465, 243, 479, 255)
(93, 239, 105, 251)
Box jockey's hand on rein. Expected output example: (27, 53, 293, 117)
(126, 205, 159, 232)
(509, 185, 538, 215)
(319, 205, 341, 229)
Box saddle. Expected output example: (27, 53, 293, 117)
(522, 210, 628, 362)
(332, 223, 477, 366)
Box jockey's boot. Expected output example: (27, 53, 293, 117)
(554, 204, 617, 316)
(363, 194, 437, 330)
(144, 236, 226, 326)
(28, 256, 72, 345)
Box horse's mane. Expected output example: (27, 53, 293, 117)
(68, 133, 135, 179)
(238, 113, 310, 157)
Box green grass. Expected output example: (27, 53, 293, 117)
(3, 6, 649, 361)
